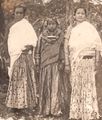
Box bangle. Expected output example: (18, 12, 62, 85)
(65, 64, 70, 66)
(35, 54, 40, 59)
(35, 56, 40, 59)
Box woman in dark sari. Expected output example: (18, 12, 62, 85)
(36, 18, 64, 117)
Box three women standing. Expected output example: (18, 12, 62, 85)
(5, 3, 102, 120)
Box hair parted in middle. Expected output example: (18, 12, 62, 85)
(13, 3, 27, 15)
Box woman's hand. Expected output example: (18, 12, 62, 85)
(65, 65, 70, 74)
(22, 45, 33, 53)
(25, 45, 33, 51)
(95, 51, 101, 71)
(58, 61, 65, 71)
(22, 49, 29, 53)
(6, 58, 10, 67)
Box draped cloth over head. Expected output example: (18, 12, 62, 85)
(8, 18, 38, 78)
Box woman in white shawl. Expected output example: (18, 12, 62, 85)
(6, 5, 38, 117)
(64, 7, 102, 120)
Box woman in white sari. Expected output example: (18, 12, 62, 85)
(64, 7, 102, 120)
(6, 5, 38, 118)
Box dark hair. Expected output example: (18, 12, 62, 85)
(13, 4, 26, 15)
(46, 18, 59, 26)
(74, 6, 87, 16)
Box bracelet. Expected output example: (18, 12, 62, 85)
(65, 64, 70, 66)
(35, 56, 40, 59)
(35, 54, 40, 59)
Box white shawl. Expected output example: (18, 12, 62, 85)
(65, 21, 102, 65)
(8, 18, 38, 78)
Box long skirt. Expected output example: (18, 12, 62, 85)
(69, 58, 99, 120)
(39, 63, 62, 116)
(95, 56, 102, 117)
(6, 53, 37, 109)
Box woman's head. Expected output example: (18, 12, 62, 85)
(14, 4, 26, 21)
(74, 7, 87, 23)
(46, 18, 59, 32)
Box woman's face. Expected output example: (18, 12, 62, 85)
(48, 20, 57, 32)
(14, 7, 24, 21)
(75, 8, 86, 23)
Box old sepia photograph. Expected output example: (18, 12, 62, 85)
(0, 0, 102, 120)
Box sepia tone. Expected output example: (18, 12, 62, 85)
(0, 0, 102, 120)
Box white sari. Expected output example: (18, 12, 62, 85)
(65, 21, 102, 120)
